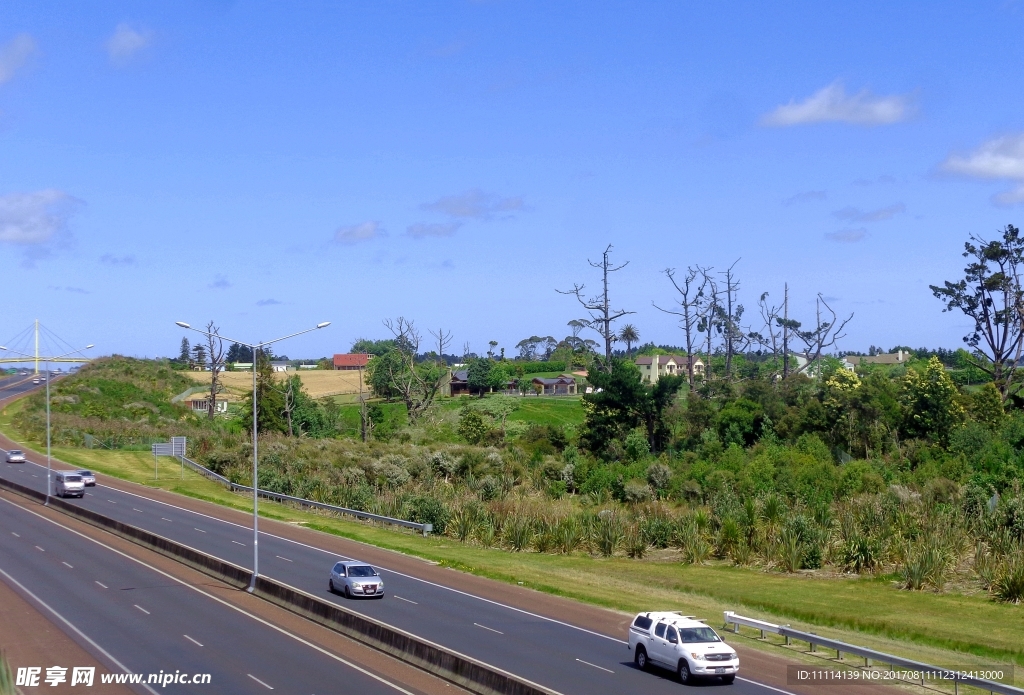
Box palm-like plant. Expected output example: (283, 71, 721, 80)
(618, 324, 640, 356)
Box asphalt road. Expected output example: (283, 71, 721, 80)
(0, 454, 791, 695)
(0, 491, 427, 695)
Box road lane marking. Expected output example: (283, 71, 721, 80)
(0, 566, 159, 695)
(10, 532, 18, 537)
(474, 623, 503, 635)
(107, 499, 116, 503)
(0, 496, 418, 695)
(232, 540, 245, 546)
(133, 508, 143, 512)
(184, 635, 203, 647)
(161, 518, 172, 522)
(575, 659, 613, 673)
(62, 562, 73, 568)
(133, 604, 150, 615)
(275, 555, 292, 562)
(393, 595, 418, 604)
(35, 545, 44, 552)
(247, 674, 274, 690)
(95, 581, 108, 589)
(736, 677, 798, 695)
(194, 528, 206, 533)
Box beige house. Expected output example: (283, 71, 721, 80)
(854, 350, 911, 367)
(635, 355, 705, 383)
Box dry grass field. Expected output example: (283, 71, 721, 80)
(186, 369, 364, 398)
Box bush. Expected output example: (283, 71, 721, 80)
(994, 556, 1024, 604)
(409, 495, 449, 534)
(647, 463, 672, 493)
(621, 480, 653, 504)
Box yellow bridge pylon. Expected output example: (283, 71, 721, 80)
(0, 320, 93, 374)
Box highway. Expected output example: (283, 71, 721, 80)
(0, 491, 431, 695)
(0, 453, 796, 695)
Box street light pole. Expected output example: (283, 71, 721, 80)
(176, 321, 329, 591)
(1, 343, 94, 505)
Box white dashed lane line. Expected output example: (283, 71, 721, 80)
(576, 659, 614, 674)
(473, 623, 503, 635)
(184, 635, 203, 647)
(134, 604, 150, 615)
(95, 581, 108, 589)
(393, 595, 418, 605)
(62, 562, 73, 569)
(194, 528, 206, 533)
(34, 546, 44, 552)
(10, 532, 18, 537)
(161, 518, 172, 522)
(231, 540, 244, 546)
(275, 555, 292, 562)
(133, 508, 143, 512)
(247, 674, 274, 690)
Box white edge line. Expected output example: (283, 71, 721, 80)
(0, 495, 417, 695)
(0, 565, 160, 695)
(736, 676, 799, 695)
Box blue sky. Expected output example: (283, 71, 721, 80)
(2, 1, 1023, 360)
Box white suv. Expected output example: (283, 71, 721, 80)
(628, 611, 739, 684)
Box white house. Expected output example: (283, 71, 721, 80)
(635, 355, 705, 383)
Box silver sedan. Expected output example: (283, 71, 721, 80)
(328, 561, 384, 599)
(5, 450, 26, 463)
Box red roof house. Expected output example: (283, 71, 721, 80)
(333, 353, 372, 370)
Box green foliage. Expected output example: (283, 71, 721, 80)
(365, 349, 404, 400)
(513, 360, 567, 374)
(901, 357, 966, 442)
(458, 408, 490, 445)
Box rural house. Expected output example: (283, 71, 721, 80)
(531, 375, 577, 395)
(853, 350, 911, 367)
(186, 394, 228, 414)
(270, 361, 291, 372)
(635, 355, 705, 383)
(333, 353, 372, 370)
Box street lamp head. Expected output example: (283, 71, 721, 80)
(317, 322, 331, 329)
(85, 344, 94, 350)
(175, 321, 191, 329)
(0, 346, 6, 351)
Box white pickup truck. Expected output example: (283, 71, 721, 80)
(627, 611, 739, 684)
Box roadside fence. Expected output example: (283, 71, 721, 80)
(723, 611, 1022, 695)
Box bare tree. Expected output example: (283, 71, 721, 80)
(791, 294, 853, 376)
(696, 268, 720, 380)
(379, 317, 452, 424)
(717, 260, 747, 378)
(557, 244, 635, 370)
(204, 321, 224, 419)
(282, 376, 296, 436)
(655, 266, 709, 389)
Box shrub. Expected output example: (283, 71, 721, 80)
(594, 514, 624, 557)
(503, 515, 535, 552)
(409, 495, 449, 534)
(994, 555, 1024, 604)
(621, 480, 653, 504)
(647, 463, 672, 494)
(624, 430, 651, 460)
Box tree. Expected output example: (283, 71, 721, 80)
(487, 340, 498, 359)
(618, 324, 640, 356)
(351, 338, 396, 356)
(931, 224, 1024, 402)
(655, 266, 709, 388)
(467, 358, 493, 397)
(581, 359, 685, 454)
(191, 344, 207, 368)
(226, 343, 253, 363)
(204, 321, 225, 420)
(241, 350, 286, 434)
(558, 244, 635, 369)
(717, 259, 747, 378)
(901, 357, 966, 442)
(790, 294, 853, 377)
(178, 337, 190, 363)
(474, 394, 520, 436)
(365, 349, 403, 400)
(376, 317, 451, 423)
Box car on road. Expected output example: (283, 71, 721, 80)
(75, 469, 96, 486)
(31, 378, 40, 384)
(5, 450, 26, 463)
(54, 471, 86, 498)
(328, 561, 384, 599)
(628, 611, 739, 684)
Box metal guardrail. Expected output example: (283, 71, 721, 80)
(723, 612, 1022, 695)
(168, 453, 432, 536)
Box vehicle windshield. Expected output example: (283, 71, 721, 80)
(64, 476, 82, 482)
(347, 565, 377, 577)
(79, 471, 93, 476)
(679, 627, 721, 643)
(10, 451, 21, 455)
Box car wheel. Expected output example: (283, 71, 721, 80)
(329, 578, 335, 593)
(343, 585, 351, 598)
(721, 674, 735, 684)
(634, 647, 648, 671)
(677, 661, 691, 683)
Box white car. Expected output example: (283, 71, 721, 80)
(628, 611, 738, 684)
(5, 450, 26, 463)
(75, 469, 96, 486)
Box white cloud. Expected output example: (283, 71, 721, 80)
(941, 133, 1024, 204)
(333, 221, 385, 245)
(762, 81, 913, 127)
(106, 23, 152, 64)
(208, 275, 230, 290)
(0, 189, 80, 246)
(825, 228, 868, 243)
(832, 203, 906, 222)
(422, 189, 524, 219)
(0, 33, 35, 85)
(406, 222, 462, 239)
(100, 253, 136, 265)
(783, 190, 826, 205)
